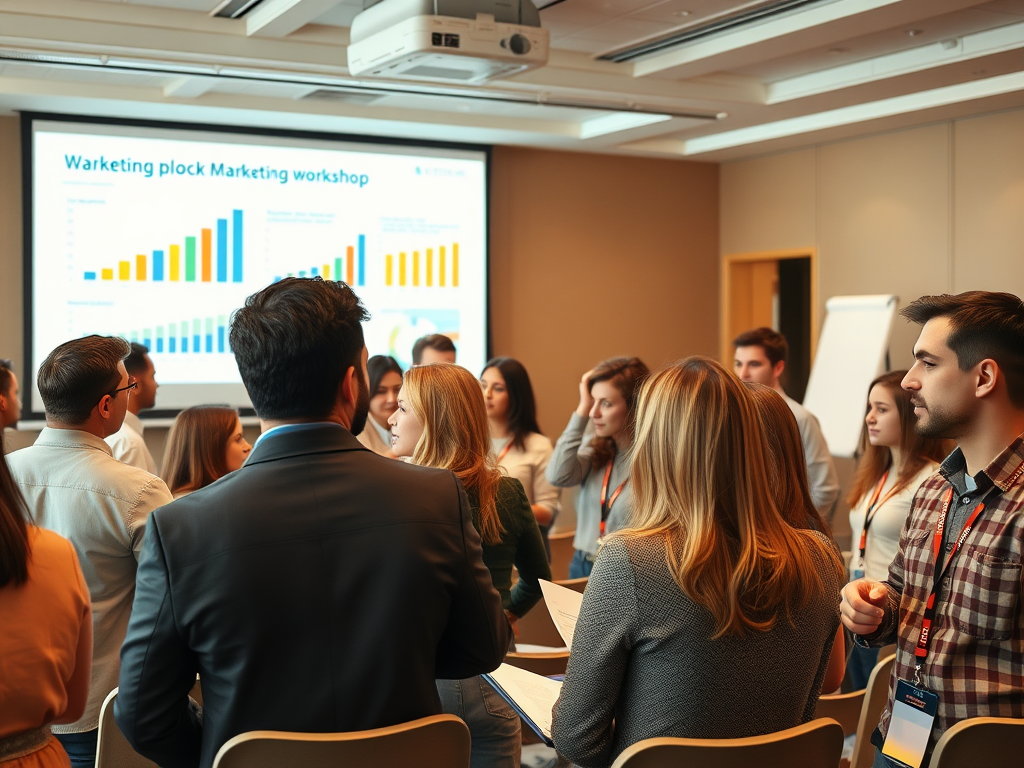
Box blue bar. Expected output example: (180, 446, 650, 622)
(156, 338, 164, 353)
(217, 327, 225, 353)
(273, 275, 281, 282)
(84, 271, 97, 280)
(153, 250, 164, 281)
(217, 218, 228, 282)
(358, 234, 366, 286)
(311, 267, 319, 276)
(232, 209, 243, 283)
(182, 337, 188, 353)
(194, 334, 201, 352)
(206, 334, 213, 353)
(169, 337, 176, 353)
(143, 338, 151, 349)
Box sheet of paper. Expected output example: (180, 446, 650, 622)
(539, 579, 583, 649)
(486, 663, 563, 740)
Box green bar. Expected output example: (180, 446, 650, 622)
(185, 236, 197, 282)
(334, 257, 342, 282)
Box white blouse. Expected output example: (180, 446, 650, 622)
(491, 432, 561, 521)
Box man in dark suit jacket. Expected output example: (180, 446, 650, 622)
(115, 278, 511, 768)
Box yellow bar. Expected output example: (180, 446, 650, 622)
(101, 268, 114, 280)
(119, 261, 131, 281)
(426, 248, 433, 287)
(323, 264, 330, 280)
(452, 243, 459, 287)
(170, 245, 180, 281)
(412, 251, 419, 286)
(385, 254, 393, 286)
(399, 252, 407, 286)
(136, 254, 147, 281)
(439, 246, 446, 287)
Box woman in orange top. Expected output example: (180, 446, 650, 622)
(0, 431, 92, 768)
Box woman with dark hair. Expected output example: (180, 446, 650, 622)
(547, 356, 649, 579)
(481, 357, 560, 552)
(162, 406, 251, 498)
(357, 355, 403, 457)
(845, 370, 949, 688)
(0, 431, 92, 768)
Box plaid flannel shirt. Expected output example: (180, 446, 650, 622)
(863, 432, 1024, 761)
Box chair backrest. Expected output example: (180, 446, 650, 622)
(504, 650, 570, 676)
(555, 577, 587, 594)
(930, 717, 1024, 767)
(211, 714, 470, 768)
(817, 689, 865, 737)
(609, 718, 844, 768)
(515, 596, 565, 649)
(850, 653, 897, 768)
(548, 530, 575, 581)
(95, 689, 161, 768)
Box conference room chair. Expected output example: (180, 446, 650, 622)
(504, 650, 570, 677)
(929, 716, 1024, 767)
(547, 530, 575, 580)
(515, 595, 565, 649)
(849, 653, 897, 768)
(608, 718, 845, 768)
(554, 576, 587, 593)
(817, 688, 864, 739)
(211, 714, 471, 768)
(95, 690, 160, 768)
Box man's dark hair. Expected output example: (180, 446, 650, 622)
(733, 327, 789, 367)
(38, 336, 132, 424)
(0, 359, 13, 398)
(230, 277, 369, 420)
(412, 334, 456, 364)
(124, 343, 150, 375)
(901, 291, 1024, 408)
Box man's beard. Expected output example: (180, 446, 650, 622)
(912, 395, 970, 440)
(349, 374, 370, 437)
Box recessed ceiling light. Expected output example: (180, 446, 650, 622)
(906, 29, 923, 37)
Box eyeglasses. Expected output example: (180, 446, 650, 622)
(110, 378, 138, 398)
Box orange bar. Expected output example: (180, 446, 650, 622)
(170, 245, 180, 281)
(439, 246, 446, 287)
(385, 254, 393, 286)
(452, 243, 459, 287)
(412, 251, 420, 286)
(347, 245, 355, 285)
(136, 254, 147, 281)
(201, 228, 212, 282)
(426, 248, 433, 287)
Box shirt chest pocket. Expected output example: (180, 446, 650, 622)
(950, 549, 1022, 641)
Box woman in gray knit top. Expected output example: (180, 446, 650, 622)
(551, 357, 847, 768)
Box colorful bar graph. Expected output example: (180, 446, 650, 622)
(232, 209, 243, 283)
(201, 229, 212, 282)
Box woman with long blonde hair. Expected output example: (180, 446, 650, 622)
(388, 363, 550, 768)
(552, 358, 846, 768)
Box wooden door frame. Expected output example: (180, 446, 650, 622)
(720, 248, 819, 365)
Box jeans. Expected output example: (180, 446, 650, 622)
(848, 643, 881, 690)
(568, 550, 593, 579)
(437, 677, 521, 768)
(55, 729, 98, 768)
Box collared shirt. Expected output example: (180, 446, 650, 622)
(105, 411, 158, 475)
(5, 428, 174, 732)
(864, 432, 1024, 760)
(782, 394, 840, 519)
(254, 421, 345, 447)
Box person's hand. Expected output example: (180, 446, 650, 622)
(505, 610, 520, 639)
(840, 579, 889, 636)
(576, 368, 596, 417)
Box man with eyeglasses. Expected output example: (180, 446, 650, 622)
(105, 342, 160, 473)
(6, 335, 173, 768)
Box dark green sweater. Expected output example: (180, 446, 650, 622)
(467, 476, 551, 617)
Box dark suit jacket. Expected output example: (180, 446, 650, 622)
(115, 424, 510, 768)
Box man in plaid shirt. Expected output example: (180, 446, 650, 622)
(841, 291, 1024, 768)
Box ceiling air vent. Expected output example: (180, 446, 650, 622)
(599, 0, 829, 63)
(301, 89, 385, 106)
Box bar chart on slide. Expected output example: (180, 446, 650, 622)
(272, 234, 367, 285)
(118, 316, 231, 355)
(82, 209, 244, 283)
(383, 243, 460, 288)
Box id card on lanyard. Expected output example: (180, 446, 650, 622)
(881, 488, 985, 768)
(596, 459, 627, 548)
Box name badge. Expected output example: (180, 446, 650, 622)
(881, 679, 939, 768)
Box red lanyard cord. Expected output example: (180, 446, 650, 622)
(496, 441, 513, 464)
(598, 459, 628, 539)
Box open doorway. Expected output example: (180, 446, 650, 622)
(720, 249, 818, 402)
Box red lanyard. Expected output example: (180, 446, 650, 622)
(598, 460, 627, 539)
(914, 488, 985, 664)
(496, 441, 513, 464)
(857, 471, 901, 562)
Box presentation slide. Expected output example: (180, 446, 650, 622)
(29, 120, 488, 414)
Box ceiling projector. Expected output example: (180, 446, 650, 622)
(348, 0, 549, 84)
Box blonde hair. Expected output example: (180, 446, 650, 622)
(403, 364, 505, 545)
(625, 357, 844, 638)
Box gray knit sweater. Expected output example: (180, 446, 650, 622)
(551, 531, 843, 768)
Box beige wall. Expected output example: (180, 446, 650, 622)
(1, 123, 723, 484)
(720, 106, 1024, 545)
